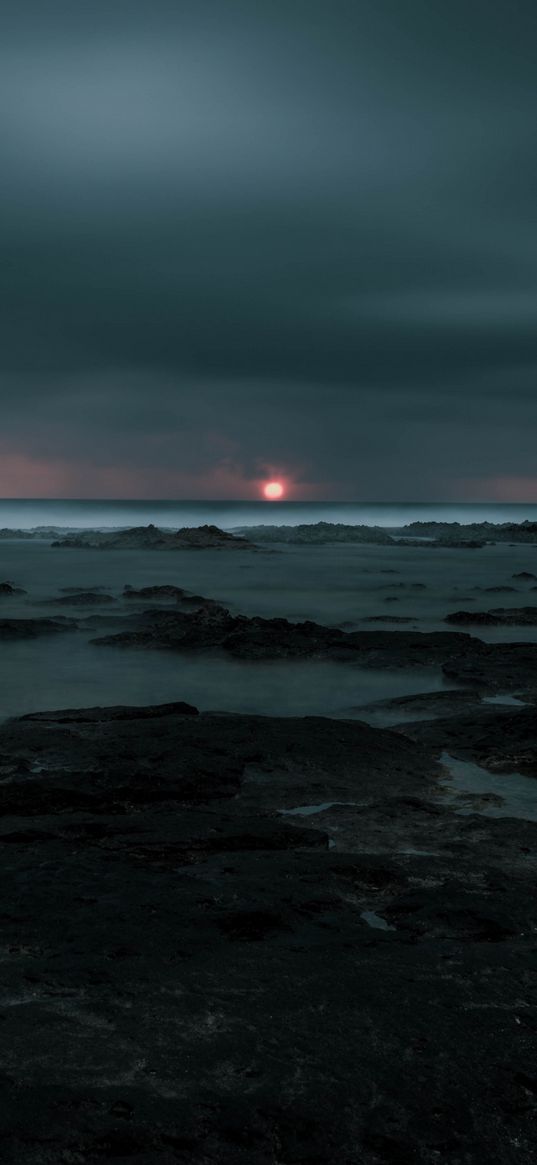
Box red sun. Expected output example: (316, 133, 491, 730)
(263, 480, 285, 500)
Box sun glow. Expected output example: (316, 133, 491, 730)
(263, 480, 285, 500)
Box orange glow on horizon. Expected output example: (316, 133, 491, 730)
(263, 480, 285, 500)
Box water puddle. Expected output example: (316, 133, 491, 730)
(481, 695, 528, 707)
(360, 910, 396, 931)
(279, 801, 359, 817)
(398, 847, 438, 856)
(439, 752, 537, 821)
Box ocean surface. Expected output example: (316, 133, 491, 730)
(1, 523, 537, 722)
(2, 499, 537, 531)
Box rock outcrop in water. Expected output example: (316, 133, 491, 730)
(400, 520, 537, 543)
(52, 524, 257, 550)
(122, 584, 218, 607)
(234, 521, 395, 543)
(91, 603, 479, 666)
(0, 581, 27, 596)
(5, 581, 537, 700)
(41, 591, 117, 606)
(446, 606, 537, 626)
(1, 700, 537, 1163)
(0, 617, 76, 639)
(86, 602, 537, 696)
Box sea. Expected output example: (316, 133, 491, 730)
(1, 499, 537, 530)
(1, 499, 536, 723)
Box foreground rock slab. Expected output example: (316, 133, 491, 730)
(1, 702, 537, 1163)
(398, 705, 537, 777)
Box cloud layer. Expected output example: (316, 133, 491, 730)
(1, 1, 536, 498)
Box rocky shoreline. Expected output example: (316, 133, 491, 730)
(1, 695, 537, 1162)
(2, 543, 537, 1162)
(2, 518, 537, 549)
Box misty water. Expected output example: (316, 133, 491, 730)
(2, 498, 537, 530)
(1, 515, 537, 721)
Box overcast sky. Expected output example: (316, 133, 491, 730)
(1, 0, 536, 499)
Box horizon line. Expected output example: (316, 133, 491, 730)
(0, 498, 536, 506)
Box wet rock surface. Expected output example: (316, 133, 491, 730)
(398, 706, 537, 776)
(442, 641, 537, 693)
(1, 702, 537, 1163)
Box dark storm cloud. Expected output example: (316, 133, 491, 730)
(0, 0, 536, 497)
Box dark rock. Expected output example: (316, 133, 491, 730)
(447, 606, 537, 626)
(41, 591, 116, 606)
(513, 572, 537, 581)
(446, 610, 499, 625)
(89, 604, 481, 669)
(0, 617, 75, 639)
(234, 521, 395, 544)
(357, 688, 484, 719)
(21, 700, 199, 723)
(363, 615, 413, 623)
(123, 584, 189, 599)
(443, 641, 537, 693)
(399, 520, 537, 544)
(400, 706, 537, 777)
(122, 584, 219, 612)
(0, 581, 27, 596)
(52, 524, 257, 551)
(400, 538, 487, 548)
(1, 701, 537, 1162)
